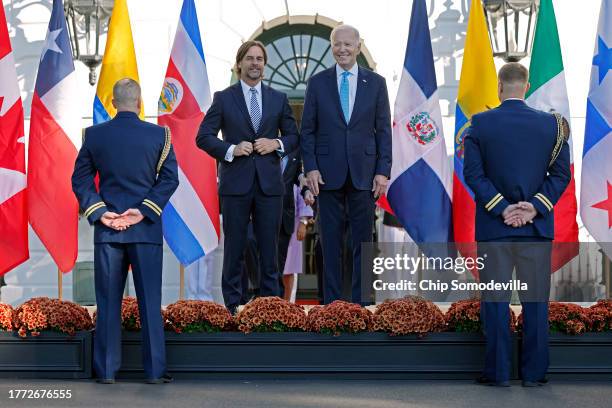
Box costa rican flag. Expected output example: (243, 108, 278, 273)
(28, 0, 80, 273)
(158, 0, 219, 265)
(386, 0, 452, 244)
(0, 5, 28, 275)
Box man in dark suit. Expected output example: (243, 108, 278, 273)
(463, 63, 570, 387)
(196, 41, 299, 313)
(72, 78, 178, 384)
(301, 25, 392, 304)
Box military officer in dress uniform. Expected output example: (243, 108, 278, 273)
(463, 63, 570, 387)
(72, 78, 179, 384)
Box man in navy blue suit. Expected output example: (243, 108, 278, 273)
(463, 63, 570, 387)
(72, 79, 179, 384)
(301, 25, 392, 304)
(196, 41, 299, 313)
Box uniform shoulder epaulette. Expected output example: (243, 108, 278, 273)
(549, 113, 570, 167)
(157, 126, 172, 174)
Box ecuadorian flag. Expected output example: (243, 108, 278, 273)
(93, 0, 142, 124)
(452, 0, 499, 246)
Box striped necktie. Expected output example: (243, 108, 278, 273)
(249, 87, 261, 131)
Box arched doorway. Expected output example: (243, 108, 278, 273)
(246, 15, 378, 302)
(248, 14, 377, 127)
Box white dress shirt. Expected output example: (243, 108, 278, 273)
(225, 80, 284, 162)
(335, 63, 359, 120)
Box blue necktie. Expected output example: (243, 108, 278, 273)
(339, 71, 351, 123)
(281, 155, 289, 173)
(249, 87, 261, 131)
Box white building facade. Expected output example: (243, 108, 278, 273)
(1, 0, 603, 305)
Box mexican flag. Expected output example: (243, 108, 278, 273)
(525, 0, 579, 271)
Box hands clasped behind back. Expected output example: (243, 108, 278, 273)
(502, 201, 538, 228)
(100, 209, 144, 231)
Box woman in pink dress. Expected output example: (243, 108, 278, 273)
(282, 185, 313, 301)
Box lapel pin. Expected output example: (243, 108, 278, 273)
(362, 79, 367, 83)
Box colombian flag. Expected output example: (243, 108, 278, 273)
(452, 0, 499, 248)
(93, 0, 142, 123)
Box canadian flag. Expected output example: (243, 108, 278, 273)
(0, 6, 28, 276)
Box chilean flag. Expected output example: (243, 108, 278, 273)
(0, 6, 28, 275)
(158, 0, 220, 265)
(28, 0, 80, 272)
(386, 0, 452, 243)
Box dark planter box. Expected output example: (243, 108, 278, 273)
(116, 331, 519, 380)
(0, 331, 92, 379)
(545, 332, 612, 380)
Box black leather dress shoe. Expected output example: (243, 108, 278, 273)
(490, 380, 511, 387)
(145, 374, 174, 384)
(522, 378, 548, 387)
(96, 378, 115, 384)
(475, 376, 510, 387)
(475, 376, 494, 384)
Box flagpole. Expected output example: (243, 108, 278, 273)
(605, 255, 611, 299)
(57, 268, 63, 300)
(179, 264, 185, 300)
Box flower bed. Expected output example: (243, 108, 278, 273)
(307, 300, 373, 335)
(516, 302, 591, 335)
(14, 297, 93, 337)
(0, 303, 14, 332)
(445, 299, 516, 333)
(0, 298, 92, 379)
(235, 296, 307, 333)
(588, 299, 612, 332)
(165, 300, 234, 333)
(373, 296, 445, 336)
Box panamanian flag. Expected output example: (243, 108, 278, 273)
(581, 0, 612, 257)
(158, 0, 220, 265)
(386, 0, 452, 243)
(28, 0, 80, 273)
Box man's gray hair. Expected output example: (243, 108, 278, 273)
(498, 62, 529, 85)
(330, 24, 360, 43)
(113, 78, 141, 107)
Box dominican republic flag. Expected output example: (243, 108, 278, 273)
(0, 6, 28, 275)
(386, 0, 452, 243)
(158, 0, 220, 265)
(28, 0, 80, 273)
(581, 0, 612, 258)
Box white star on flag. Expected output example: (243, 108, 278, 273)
(40, 28, 63, 61)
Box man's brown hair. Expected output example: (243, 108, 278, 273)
(498, 62, 529, 85)
(234, 41, 268, 76)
